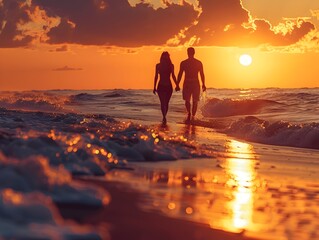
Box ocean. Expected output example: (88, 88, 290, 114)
(1, 88, 318, 149)
(0, 88, 318, 239)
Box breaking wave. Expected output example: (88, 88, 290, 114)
(201, 98, 283, 117)
(0, 91, 69, 112)
(0, 188, 105, 239)
(0, 107, 214, 238)
(225, 116, 319, 149)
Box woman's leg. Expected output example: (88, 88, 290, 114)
(159, 90, 172, 123)
(158, 91, 167, 120)
(164, 89, 173, 116)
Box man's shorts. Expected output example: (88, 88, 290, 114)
(183, 82, 200, 102)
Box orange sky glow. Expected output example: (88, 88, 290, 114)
(1, 0, 319, 90)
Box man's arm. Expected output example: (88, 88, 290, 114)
(200, 62, 206, 91)
(171, 65, 180, 91)
(177, 62, 184, 85)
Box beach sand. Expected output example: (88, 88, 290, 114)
(0, 106, 318, 240)
(60, 178, 257, 240)
(61, 124, 319, 240)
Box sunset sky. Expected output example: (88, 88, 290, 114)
(1, 0, 319, 90)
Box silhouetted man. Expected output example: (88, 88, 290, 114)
(177, 47, 206, 123)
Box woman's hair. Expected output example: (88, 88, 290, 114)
(160, 51, 172, 68)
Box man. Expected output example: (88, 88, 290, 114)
(177, 47, 206, 123)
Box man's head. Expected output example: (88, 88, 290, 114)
(187, 47, 195, 58)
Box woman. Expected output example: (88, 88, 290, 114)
(153, 52, 179, 124)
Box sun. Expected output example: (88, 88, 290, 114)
(239, 54, 252, 66)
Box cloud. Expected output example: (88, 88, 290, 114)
(177, 0, 316, 47)
(0, 0, 317, 49)
(0, 0, 33, 47)
(54, 45, 68, 52)
(33, 0, 198, 47)
(53, 65, 83, 71)
(98, 46, 139, 55)
(274, 28, 319, 53)
(242, 0, 319, 26)
(311, 9, 319, 20)
(0, 0, 59, 47)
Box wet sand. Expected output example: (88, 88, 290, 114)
(55, 123, 319, 240)
(59, 178, 258, 240)
(1, 93, 318, 239)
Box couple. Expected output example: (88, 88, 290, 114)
(153, 47, 206, 124)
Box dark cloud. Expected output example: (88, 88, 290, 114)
(285, 21, 315, 44)
(54, 45, 68, 52)
(181, 0, 316, 47)
(53, 65, 83, 71)
(0, 0, 316, 48)
(33, 0, 198, 47)
(0, 0, 33, 47)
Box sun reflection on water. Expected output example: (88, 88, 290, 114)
(222, 140, 257, 232)
(239, 89, 253, 98)
(104, 131, 265, 237)
(119, 139, 262, 236)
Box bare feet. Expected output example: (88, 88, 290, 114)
(191, 115, 196, 124)
(185, 114, 191, 124)
(162, 117, 167, 125)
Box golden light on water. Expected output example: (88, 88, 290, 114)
(222, 140, 256, 232)
(126, 138, 259, 232)
(168, 202, 176, 210)
(142, 139, 258, 233)
(186, 207, 194, 215)
(111, 134, 262, 237)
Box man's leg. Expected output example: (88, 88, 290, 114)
(185, 101, 191, 122)
(191, 84, 200, 119)
(192, 100, 198, 117)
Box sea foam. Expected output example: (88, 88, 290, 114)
(0, 154, 110, 206)
(0, 189, 106, 239)
(0, 91, 69, 112)
(225, 116, 319, 149)
(201, 98, 283, 117)
(0, 106, 214, 239)
(0, 109, 212, 173)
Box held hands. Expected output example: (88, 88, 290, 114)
(175, 85, 180, 92)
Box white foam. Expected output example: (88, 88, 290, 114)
(226, 116, 319, 149)
(0, 189, 105, 239)
(201, 98, 282, 117)
(0, 91, 69, 112)
(0, 155, 110, 207)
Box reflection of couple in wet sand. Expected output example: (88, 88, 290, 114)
(153, 47, 206, 124)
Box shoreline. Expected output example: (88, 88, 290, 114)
(59, 178, 260, 240)
(0, 101, 319, 239)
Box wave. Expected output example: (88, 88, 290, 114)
(69, 92, 99, 102)
(0, 188, 105, 239)
(104, 93, 123, 98)
(0, 91, 69, 112)
(0, 153, 109, 238)
(277, 92, 319, 100)
(225, 116, 319, 149)
(0, 108, 212, 168)
(201, 98, 283, 117)
(70, 90, 126, 102)
(0, 107, 216, 238)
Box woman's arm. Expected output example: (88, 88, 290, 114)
(171, 64, 180, 91)
(153, 64, 159, 94)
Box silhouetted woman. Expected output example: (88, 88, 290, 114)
(153, 52, 179, 124)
